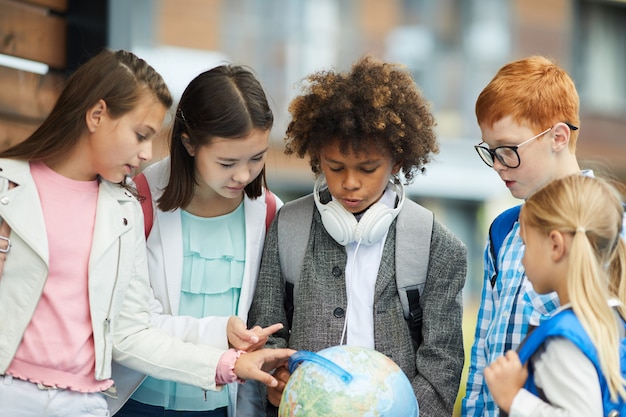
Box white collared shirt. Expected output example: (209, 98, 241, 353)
(344, 187, 397, 348)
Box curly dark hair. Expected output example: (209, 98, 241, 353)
(285, 55, 438, 184)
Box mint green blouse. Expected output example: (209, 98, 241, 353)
(131, 203, 246, 411)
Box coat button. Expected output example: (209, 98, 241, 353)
(123, 218, 128, 225)
(332, 266, 342, 277)
(333, 307, 345, 318)
(0, 197, 8, 205)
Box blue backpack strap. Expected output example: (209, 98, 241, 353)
(518, 309, 626, 416)
(517, 310, 598, 408)
(517, 310, 585, 364)
(488, 204, 522, 287)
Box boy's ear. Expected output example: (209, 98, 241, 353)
(85, 99, 107, 133)
(551, 123, 571, 153)
(392, 160, 402, 175)
(181, 134, 195, 157)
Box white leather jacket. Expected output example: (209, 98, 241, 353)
(0, 158, 224, 392)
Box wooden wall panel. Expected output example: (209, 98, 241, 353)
(15, 0, 67, 12)
(0, 0, 67, 148)
(0, 117, 38, 151)
(0, 0, 67, 69)
(0, 66, 64, 120)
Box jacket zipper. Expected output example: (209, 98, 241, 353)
(98, 237, 122, 379)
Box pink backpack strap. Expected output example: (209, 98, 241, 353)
(134, 172, 153, 238)
(264, 189, 277, 232)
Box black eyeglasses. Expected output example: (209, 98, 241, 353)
(474, 123, 578, 169)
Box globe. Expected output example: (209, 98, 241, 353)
(278, 345, 419, 417)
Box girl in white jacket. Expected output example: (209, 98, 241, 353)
(0, 49, 293, 417)
(115, 65, 283, 417)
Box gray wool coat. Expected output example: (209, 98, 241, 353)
(247, 196, 467, 417)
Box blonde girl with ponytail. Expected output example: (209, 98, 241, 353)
(485, 174, 626, 416)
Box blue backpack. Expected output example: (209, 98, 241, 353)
(488, 204, 522, 287)
(517, 309, 626, 417)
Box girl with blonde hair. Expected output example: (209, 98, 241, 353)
(485, 174, 626, 416)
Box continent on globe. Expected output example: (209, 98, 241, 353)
(279, 345, 419, 417)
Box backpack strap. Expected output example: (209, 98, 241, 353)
(517, 309, 626, 415)
(519, 308, 626, 364)
(277, 193, 433, 346)
(488, 204, 522, 287)
(278, 194, 315, 283)
(265, 189, 277, 232)
(517, 309, 583, 364)
(134, 172, 153, 238)
(395, 200, 434, 347)
(515, 310, 591, 411)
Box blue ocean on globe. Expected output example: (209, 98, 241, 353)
(278, 345, 419, 417)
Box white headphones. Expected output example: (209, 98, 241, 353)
(313, 175, 405, 246)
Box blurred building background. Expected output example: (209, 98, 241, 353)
(1, 0, 625, 414)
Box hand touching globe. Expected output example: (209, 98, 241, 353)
(279, 345, 419, 416)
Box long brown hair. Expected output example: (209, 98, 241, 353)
(0, 49, 172, 161)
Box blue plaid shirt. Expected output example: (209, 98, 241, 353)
(462, 221, 560, 417)
(462, 171, 626, 417)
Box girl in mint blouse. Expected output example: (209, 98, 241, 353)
(116, 65, 282, 417)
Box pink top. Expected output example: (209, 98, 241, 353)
(7, 162, 113, 392)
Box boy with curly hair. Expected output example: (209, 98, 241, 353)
(247, 55, 467, 417)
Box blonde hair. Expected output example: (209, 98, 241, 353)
(521, 175, 626, 401)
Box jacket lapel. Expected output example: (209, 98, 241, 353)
(239, 194, 265, 317)
(158, 208, 184, 314)
(0, 159, 48, 263)
(143, 158, 184, 314)
(89, 181, 135, 267)
(374, 224, 396, 300)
